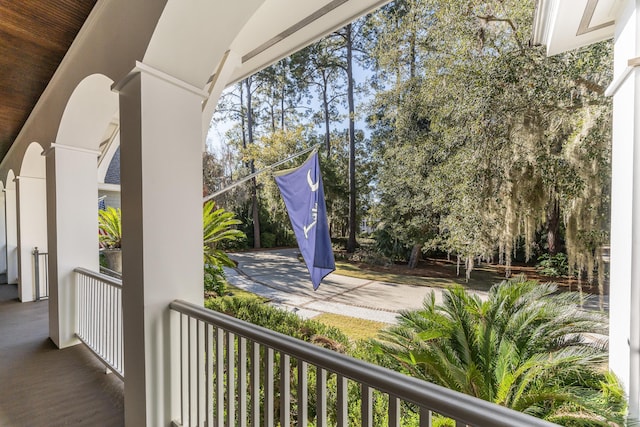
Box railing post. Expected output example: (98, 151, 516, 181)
(33, 247, 40, 301)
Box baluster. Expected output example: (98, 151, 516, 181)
(179, 314, 185, 425)
(265, 348, 274, 427)
(206, 323, 213, 427)
(238, 336, 247, 427)
(216, 328, 224, 426)
(188, 316, 193, 425)
(251, 341, 260, 427)
(280, 354, 290, 427)
(419, 407, 432, 427)
(316, 368, 327, 427)
(361, 384, 372, 427)
(297, 360, 308, 427)
(228, 332, 236, 426)
(337, 374, 348, 427)
(388, 395, 400, 427)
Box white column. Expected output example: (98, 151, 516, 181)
(44, 144, 100, 348)
(15, 176, 47, 302)
(0, 191, 8, 275)
(610, 1, 640, 418)
(115, 62, 204, 427)
(5, 187, 17, 284)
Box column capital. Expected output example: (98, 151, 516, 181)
(42, 143, 100, 158)
(112, 61, 208, 99)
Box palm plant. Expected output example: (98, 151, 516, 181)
(376, 276, 626, 426)
(98, 206, 122, 249)
(203, 200, 245, 267)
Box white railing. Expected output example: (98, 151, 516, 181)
(33, 247, 49, 301)
(75, 267, 124, 380)
(170, 300, 559, 427)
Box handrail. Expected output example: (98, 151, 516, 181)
(170, 299, 558, 427)
(74, 267, 122, 288)
(75, 267, 124, 380)
(99, 265, 122, 280)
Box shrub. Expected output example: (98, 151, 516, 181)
(348, 248, 392, 267)
(537, 252, 569, 277)
(203, 201, 246, 266)
(260, 232, 276, 248)
(204, 263, 227, 296)
(205, 297, 350, 347)
(98, 206, 122, 249)
(375, 276, 626, 425)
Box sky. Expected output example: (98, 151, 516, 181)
(205, 63, 374, 157)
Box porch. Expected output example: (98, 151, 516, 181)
(0, 275, 557, 427)
(0, 0, 637, 425)
(0, 283, 123, 426)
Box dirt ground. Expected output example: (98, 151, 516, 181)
(349, 256, 605, 295)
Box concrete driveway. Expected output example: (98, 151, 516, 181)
(226, 248, 486, 324)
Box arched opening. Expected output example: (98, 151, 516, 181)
(57, 74, 118, 152)
(0, 181, 6, 279)
(5, 170, 18, 286)
(16, 143, 47, 302)
(48, 73, 117, 348)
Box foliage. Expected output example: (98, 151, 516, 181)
(346, 248, 392, 267)
(204, 263, 227, 296)
(537, 252, 569, 277)
(375, 276, 626, 425)
(98, 206, 122, 249)
(366, 0, 612, 287)
(260, 232, 276, 248)
(374, 222, 412, 261)
(203, 200, 246, 266)
(205, 297, 351, 350)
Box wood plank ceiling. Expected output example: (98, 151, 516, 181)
(0, 0, 97, 160)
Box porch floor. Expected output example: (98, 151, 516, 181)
(0, 283, 124, 426)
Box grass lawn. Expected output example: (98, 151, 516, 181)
(313, 312, 388, 341)
(210, 284, 387, 341)
(219, 284, 268, 302)
(334, 260, 504, 292)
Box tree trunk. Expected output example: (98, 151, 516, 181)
(546, 199, 561, 255)
(280, 84, 286, 130)
(245, 78, 261, 249)
(251, 177, 260, 249)
(408, 244, 422, 269)
(322, 71, 331, 155)
(345, 23, 357, 254)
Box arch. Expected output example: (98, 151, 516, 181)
(144, 1, 262, 88)
(19, 142, 46, 178)
(57, 74, 118, 152)
(5, 170, 17, 285)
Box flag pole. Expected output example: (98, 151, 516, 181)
(203, 143, 322, 202)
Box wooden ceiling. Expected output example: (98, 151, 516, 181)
(0, 0, 97, 160)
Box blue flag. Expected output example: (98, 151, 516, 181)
(275, 151, 335, 290)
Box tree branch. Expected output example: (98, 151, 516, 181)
(476, 14, 523, 51)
